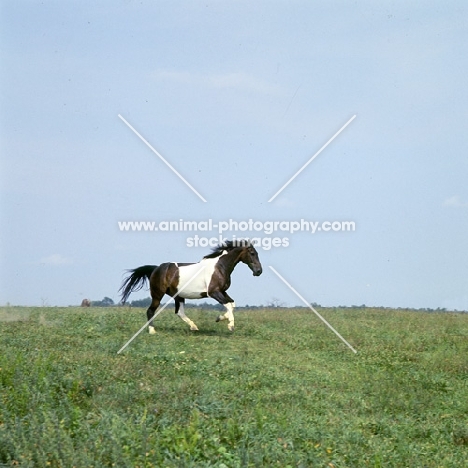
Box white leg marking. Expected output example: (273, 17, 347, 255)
(224, 302, 235, 332)
(148, 325, 156, 334)
(176, 302, 199, 331)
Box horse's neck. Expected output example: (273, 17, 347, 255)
(217, 249, 242, 275)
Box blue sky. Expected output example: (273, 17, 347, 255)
(1, 1, 467, 310)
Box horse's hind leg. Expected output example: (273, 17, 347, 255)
(146, 302, 158, 334)
(175, 297, 199, 331)
(146, 293, 164, 334)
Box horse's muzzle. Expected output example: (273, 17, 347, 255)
(253, 268, 262, 276)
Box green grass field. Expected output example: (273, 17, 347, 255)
(1, 306, 467, 467)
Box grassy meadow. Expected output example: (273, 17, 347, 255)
(0, 305, 467, 467)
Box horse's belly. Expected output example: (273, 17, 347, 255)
(178, 290, 205, 299)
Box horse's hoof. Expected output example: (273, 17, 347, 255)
(228, 325, 235, 332)
(216, 315, 221, 322)
(149, 326, 156, 335)
(190, 325, 199, 331)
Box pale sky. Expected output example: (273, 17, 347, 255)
(1, 1, 467, 310)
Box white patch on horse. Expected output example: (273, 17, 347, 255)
(176, 251, 227, 299)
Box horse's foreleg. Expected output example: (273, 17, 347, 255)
(215, 302, 236, 321)
(220, 302, 235, 332)
(211, 291, 236, 331)
(175, 298, 199, 331)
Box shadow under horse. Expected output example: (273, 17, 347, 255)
(119, 240, 263, 333)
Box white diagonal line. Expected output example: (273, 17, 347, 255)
(117, 265, 206, 354)
(268, 114, 356, 203)
(118, 114, 207, 203)
(269, 265, 357, 353)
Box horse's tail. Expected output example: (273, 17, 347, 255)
(119, 265, 158, 304)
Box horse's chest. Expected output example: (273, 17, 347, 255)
(176, 258, 219, 299)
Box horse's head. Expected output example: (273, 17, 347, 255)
(239, 242, 263, 276)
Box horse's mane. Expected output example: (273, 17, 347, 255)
(203, 240, 252, 259)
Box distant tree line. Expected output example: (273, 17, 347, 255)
(91, 297, 115, 307)
(83, 297, 465, 313)
(125, 298, 225, 310)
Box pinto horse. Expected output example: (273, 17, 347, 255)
(119, 240, 262, 333)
